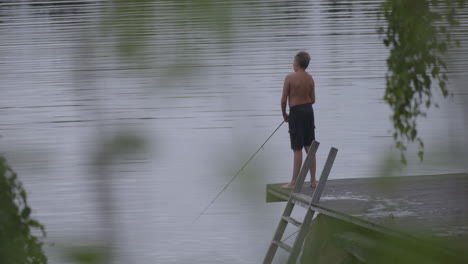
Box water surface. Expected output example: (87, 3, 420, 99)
(0, 1, 467, 263)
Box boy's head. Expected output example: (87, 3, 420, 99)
(294, 51, 310, 70)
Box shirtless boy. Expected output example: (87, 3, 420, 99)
(281, 51, 316, 189)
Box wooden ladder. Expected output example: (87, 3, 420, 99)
(264, 141, 338, 264)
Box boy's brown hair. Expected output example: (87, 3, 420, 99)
(295, 51, 310, 69)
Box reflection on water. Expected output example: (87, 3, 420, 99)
(0, 0, 467, 263)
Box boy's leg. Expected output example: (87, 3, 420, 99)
(304, 145, 317, 188)
(281, 149, 302, 189)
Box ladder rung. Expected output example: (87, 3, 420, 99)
(281, 216, 302, 228)
(272, 240, 292, 252)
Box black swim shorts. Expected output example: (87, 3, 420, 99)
(288, 103, 315, 150)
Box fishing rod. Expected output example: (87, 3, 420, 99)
(194, 120, 285, 222)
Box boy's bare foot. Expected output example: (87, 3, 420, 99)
(281, 183, 295, 189)
(310, 180, 317, 188)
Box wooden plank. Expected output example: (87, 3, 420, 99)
(291, 192, 312, 206)
(307, 204, 399, 237)
(282, 216, 302, 228)
(272, 240, 292, 252)
(266, 185, 288, 202)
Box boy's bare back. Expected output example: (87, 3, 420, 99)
(283, 71, 315, 108)
(281, 64, 315, 123)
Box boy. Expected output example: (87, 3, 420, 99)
(281, 51, 316, 189)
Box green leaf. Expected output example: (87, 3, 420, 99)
(67, 247, 108, 264)
(20, 189, 27, 201)
(418, 138, 425, 149)
(418, 150, 424, 160)
(410, 129, 417, 140)
(21, 206, 31, 219)
(401, 153, 407, 165)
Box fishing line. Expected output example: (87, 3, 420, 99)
(194, 121, 285, 222)
(283, 229, 299, 242)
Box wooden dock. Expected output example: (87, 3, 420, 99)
(267, 173, 468, 252)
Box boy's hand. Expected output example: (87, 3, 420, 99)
(283, 113, 289, 122)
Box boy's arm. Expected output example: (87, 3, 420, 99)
(281, 75, 290, 122)
(310, 77, 315, 104)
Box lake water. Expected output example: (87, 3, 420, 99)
(1, 1, 467, 263)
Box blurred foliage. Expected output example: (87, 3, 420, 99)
(380, 0, 466, 164)
(91, 131, 146, 264)
(0, 156, 47, 264)
(301, 214, 467, 264)
(102, 0, 232, 62)
(65, 246, 109, 264)
(94, 131, 146, 165)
